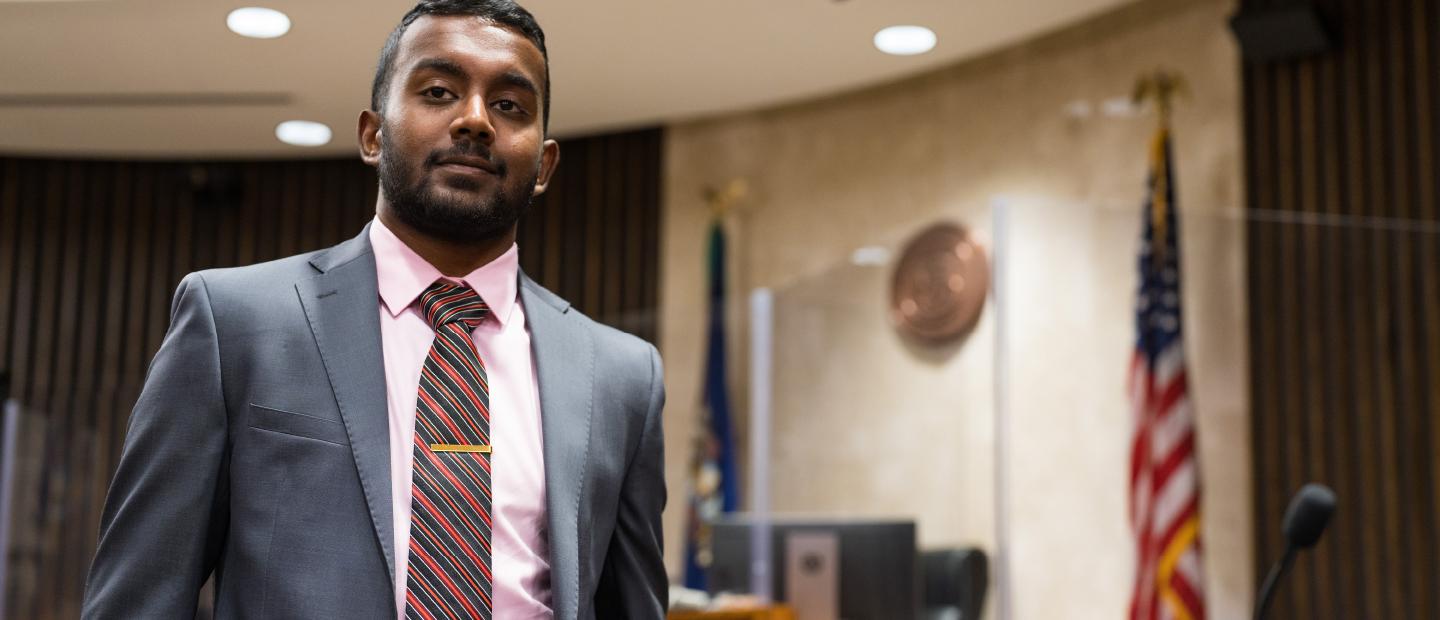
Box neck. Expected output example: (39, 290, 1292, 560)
(376, 202, 515, 278)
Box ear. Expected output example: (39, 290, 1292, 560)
(358, 110, 383, 167)
(531, 138, 561, 196)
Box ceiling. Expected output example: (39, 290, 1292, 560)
(0, 0, 1132, 158)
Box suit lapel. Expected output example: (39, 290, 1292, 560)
(522, 274, 594, 620)
(295, 227, 396, 581)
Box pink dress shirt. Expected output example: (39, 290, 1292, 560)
(369, 218, 553, 619)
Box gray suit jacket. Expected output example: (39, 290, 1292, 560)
(82, 227, 667, 619)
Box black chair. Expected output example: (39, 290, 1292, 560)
(921, 548, 988, 620)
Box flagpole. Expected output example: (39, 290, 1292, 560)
(1128, 68, 1206, 620)
(684, 180, 750, 593)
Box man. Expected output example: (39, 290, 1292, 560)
(81, 1, 667, 618)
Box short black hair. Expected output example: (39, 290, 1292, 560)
(371, 0, 550, 132)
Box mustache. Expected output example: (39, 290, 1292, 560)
(426, 144, 507, 176)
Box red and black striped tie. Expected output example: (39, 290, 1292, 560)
(405, 282, 494, 620)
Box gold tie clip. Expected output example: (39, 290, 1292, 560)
(429, 443, 491, 454)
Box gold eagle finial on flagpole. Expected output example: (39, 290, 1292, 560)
(703, 178, 749, 219)
(1131, 70, 1188, 128)
(1132, 70, 1187, 266)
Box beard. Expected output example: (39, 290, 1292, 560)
(378, 136, 538, 244)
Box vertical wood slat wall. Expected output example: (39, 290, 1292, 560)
(1242, 0, 1440, 617)
(0, 126, 661, 618)
(519, 128, 662, 340)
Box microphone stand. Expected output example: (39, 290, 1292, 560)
(1253, 545, 1297, 620)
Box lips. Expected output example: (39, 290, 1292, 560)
(434, 155, 498, 175)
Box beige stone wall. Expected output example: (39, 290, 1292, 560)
(657, 0, 1251, 617)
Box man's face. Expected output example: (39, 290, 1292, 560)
(360, 16, 559, 243)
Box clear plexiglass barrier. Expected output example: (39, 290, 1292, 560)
(689, 199, 1438, 620)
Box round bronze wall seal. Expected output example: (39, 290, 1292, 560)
(889, 222, 990, 344)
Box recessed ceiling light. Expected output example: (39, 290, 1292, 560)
(227, 7, 291, 39)
(276, 120, 331, 147)
(874, 25, 936, 56)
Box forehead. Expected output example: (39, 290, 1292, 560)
(394, 15, 546, 83)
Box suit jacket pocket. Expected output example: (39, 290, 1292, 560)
(247, 403, 350, 446)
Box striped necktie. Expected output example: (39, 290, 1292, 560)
(405, 282, 494, 620)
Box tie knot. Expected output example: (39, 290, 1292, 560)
(419, 282, 488, 330)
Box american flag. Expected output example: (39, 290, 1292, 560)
(1128, 125, 1205, 620)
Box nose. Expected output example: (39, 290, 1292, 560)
(450, 94, 494, 144)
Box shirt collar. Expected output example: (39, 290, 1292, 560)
(368, 216, 520, 327)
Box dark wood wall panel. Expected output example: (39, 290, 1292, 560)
(0, 126, 661, 617)
(519, 128, 662, 340)
(1242, 0, 1440, 618)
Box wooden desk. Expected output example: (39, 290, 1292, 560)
(667, 606, 796, 620)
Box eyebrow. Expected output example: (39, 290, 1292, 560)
(409, 58, 541, 99)
(411, 57, 466, 80)
(495, 71, 540, 99)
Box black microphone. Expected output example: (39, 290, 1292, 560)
(1253, 483, 1337, 620)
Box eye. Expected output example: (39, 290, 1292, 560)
(494, 100, 519, 112)
(424, 86, 452, 99)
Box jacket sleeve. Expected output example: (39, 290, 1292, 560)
(594, 343, 669, 618)
(82, 272, 230, 618)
